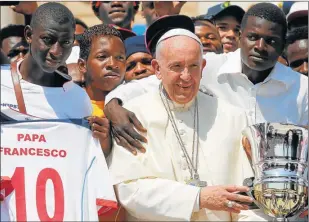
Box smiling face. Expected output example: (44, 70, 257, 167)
(26, 21, 75, 73)
(287, 39, 308, 76)
(215, 15, 241, 53)
(153, 36, 206, 104)
(98, 1, 135, 29)
(125, 52, 154, 82)
(84, 35, 126, 92)
(240, 16, 284, 72)
(194, 20, 223, 54)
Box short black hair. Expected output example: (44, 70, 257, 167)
(0, 25, 25, 47)
(241, 3, 287, 38)
(75, 18, 88, 30)
(30, 2, 75, 29)
(286, 26, 308, 45)
(79, 24, 123, 60)
(191, 15, 215, 26)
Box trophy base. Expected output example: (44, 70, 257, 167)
(273, 217, 289, 222)
(244, 178, 308, 220)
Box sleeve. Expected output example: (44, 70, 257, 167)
(105, 76, 159, 105)
(115, 178, 200, 221)
(89, 150, 118, 217)
(231, 209, 272, 221)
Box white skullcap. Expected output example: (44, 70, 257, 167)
(156, 28, 203, 50)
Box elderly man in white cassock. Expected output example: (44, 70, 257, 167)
(108, 28, 268, 221)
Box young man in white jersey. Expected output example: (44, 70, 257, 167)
(0, 2, 111, 156)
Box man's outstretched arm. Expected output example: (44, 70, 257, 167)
(105, 99, 147, 155)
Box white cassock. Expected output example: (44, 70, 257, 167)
(108, 87, 270, 221)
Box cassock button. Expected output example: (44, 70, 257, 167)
(179, 129, 185, 136)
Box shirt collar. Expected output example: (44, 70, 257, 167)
(217, 49, 294, 89)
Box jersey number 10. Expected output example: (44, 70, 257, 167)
(11, 167, 64, 221)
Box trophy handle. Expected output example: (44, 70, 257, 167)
(246, 187, 266, 211)
(243, 177, 265, 211)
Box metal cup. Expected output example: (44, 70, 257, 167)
(242, 123, 308, 221)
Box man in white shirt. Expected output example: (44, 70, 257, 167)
(109, 28, 263, 221)
(104, 4, 308, 153)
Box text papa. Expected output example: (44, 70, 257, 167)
(17, 134, 46, 143)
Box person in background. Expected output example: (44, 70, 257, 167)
(192, 15, 223, 54)
(124, 35, 154, 82)
(66, 18, 89, 86)
(75, 17, 88, 37)
(3, 2, 36, 62)
(141, 1, 158, 26)
(78, 24, 126, 118)
(91, 1, 139, 30)
(286, 26, 308, 76)
(204, 2, 244, 53)
(0, 25, 29, 62)
(286, 2, 308, 30)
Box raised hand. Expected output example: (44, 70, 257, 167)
(10, 1, 38, 15)
(153, 1, 187, 17)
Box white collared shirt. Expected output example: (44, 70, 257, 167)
(201, 49, 308, 125)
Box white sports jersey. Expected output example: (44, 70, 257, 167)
(1, 62, 92, 121)
(1, 120, 117, 221)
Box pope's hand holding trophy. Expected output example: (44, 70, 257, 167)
(242, 123, 308, 221)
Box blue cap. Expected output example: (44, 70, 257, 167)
(124, 35, 149, 59)
(204, 2, 245, 23)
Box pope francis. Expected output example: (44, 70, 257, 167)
(108, 29, 268, 221)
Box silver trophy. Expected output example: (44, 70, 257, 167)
(242, 123, 308, 221)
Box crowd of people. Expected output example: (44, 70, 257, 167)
(0, 1, 308, 221)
